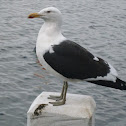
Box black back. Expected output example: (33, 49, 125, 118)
(43, 40, 110, 80)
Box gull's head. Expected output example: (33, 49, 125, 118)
(28, 7, 62, 23)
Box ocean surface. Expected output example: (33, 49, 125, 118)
(0, 0, 126, 126)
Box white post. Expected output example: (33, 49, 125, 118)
(27, 92, 96, 126)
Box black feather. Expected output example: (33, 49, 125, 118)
(43, 40, 110, 80)
(88, 78, 126, 90)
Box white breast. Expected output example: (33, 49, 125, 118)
(36, 26, 66, 79)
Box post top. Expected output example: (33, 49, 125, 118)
(27, 92, 96, 119)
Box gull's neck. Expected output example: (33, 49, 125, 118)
(39, 20, 62, 37)
(37, 20, 66, 47)
(36, 18, 66, 56)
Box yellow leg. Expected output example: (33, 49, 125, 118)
(49, 81, 68, 106)
(48, 83, 65, 100)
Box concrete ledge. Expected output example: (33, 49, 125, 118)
(27, 92, 96, 126)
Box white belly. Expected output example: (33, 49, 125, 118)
(36, 42, 68, 81)
(35, 26, 67, 81)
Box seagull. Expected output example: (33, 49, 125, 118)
(28, 7, 126, 106)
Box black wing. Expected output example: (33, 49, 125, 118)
(43, 40, 110, 80)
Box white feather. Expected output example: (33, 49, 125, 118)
(93, 57, 99, 61)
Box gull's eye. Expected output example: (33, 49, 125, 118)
(47, 11, 51, 13)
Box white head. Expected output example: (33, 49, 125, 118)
(28, 7, 62, 24)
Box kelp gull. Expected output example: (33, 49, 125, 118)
(28, 7, 126, 106)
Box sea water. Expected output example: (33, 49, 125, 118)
(0, 0, 126, 126)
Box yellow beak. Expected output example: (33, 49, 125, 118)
(28, 13, 40, 18)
